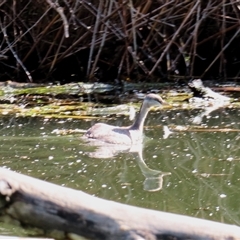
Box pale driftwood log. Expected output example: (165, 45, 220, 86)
(0, 236, 53, 240)
(0, 168, 240, 240)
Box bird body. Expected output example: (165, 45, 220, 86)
(85, 123, 140, 145)
(84, 94, 166, 145)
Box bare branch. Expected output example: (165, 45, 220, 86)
(45, 0, 69, 38)
(0, 20, 33, 82)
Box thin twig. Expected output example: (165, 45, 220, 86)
(49, 30, 65, 72)
(190, 0, 202, 76)
(90, 1, 114, 77)
(128, 46, 149, 74)
(220, 0, 226, 78)
(45, 0, 69, 38)
(201, 27, 240, 78)
(149, 0, 200, 75)
(129, 0, 137, 54)
(86, 1, 103, 78)
(0, 20, 33, 82)
(23, 10, 56, 64)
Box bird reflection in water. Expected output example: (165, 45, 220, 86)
(83, 139, 171, 192)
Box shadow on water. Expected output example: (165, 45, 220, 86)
(1, 106, 240, 235)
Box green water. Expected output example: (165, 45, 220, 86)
(1, 107, 240, 236)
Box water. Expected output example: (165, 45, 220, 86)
(1, 107, 240, 236)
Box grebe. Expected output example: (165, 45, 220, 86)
(84, 94, 167, 145)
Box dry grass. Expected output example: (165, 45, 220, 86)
(0, 0, 240, 83)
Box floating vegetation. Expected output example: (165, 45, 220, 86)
(195, 173, 230, 178)
(168, 125, 240, 133)
(0, 80, 238, 120)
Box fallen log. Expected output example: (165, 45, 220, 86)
(0, 236, 53, 240)
(0, 167, 240, 240)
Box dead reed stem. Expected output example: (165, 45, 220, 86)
(0, 0, 240, 83)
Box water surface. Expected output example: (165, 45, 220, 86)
(1, 107, 240, 236)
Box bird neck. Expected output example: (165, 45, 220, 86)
(130, 103, 150, 132)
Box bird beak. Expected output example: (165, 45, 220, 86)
(161, 100, 171, 107)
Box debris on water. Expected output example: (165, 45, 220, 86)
(226, 157, 234, 161)
(52, 128, 86, 135)
(163, 125, 173, 139)
(129, 106, 136, 121)
(219, 194, 227, 198)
